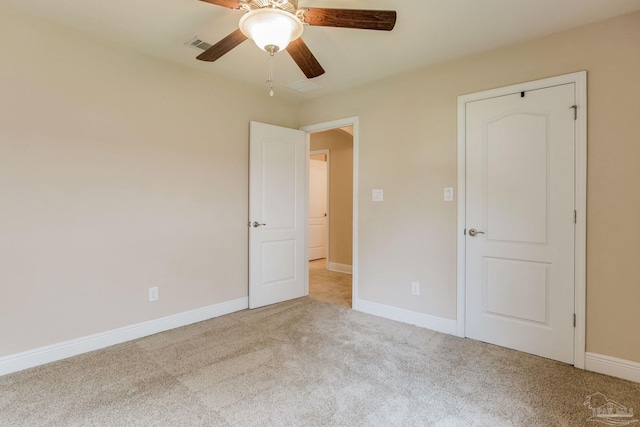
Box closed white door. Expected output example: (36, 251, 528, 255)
(465, 84, 576, 364)
(249, 121, 307, 309)
(309, 157, 327, 261)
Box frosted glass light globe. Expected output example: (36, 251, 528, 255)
(239, 8, 304, 53)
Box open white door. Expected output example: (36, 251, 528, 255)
(249, 121, 307, 309)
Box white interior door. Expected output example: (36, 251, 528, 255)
(249, 121, 307, 309)
(308, 156, 327, 261)
(465, 84, 576, 364)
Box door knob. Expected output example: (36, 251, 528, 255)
(252, 221, 266, 228)
(468, 228, 485, 237)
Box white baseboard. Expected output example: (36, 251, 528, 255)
(585, 352, 640, 383)
(0, 297, 248, 377)
(355, 298, 457, 335)
(327, 262, 352, 274)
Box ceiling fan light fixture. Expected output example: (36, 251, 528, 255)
(239, 8, 303, 53)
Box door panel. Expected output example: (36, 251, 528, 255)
(465, 84, 575, 364)
(249, 122, 307, 309)
(486, 113, 548, 243)
(484, 257, 549, 324)
(263, 140, 297, 229)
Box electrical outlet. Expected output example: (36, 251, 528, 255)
(411, 282, 420, 296)
(149, 287, 159, 302)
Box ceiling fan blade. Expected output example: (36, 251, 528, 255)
(197, 29, 247, 62)
(286, 38, 325, 79)
(301, 8, 396, 31)
(199, 0, 243, 9)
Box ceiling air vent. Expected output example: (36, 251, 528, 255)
(286, 80, 322, 94)
(185, 36, 212, 51)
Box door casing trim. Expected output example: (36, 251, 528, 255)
(456, 71, 587, 368)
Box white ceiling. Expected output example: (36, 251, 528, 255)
(2, 0, 640, 102)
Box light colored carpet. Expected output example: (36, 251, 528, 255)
(1, 297, 638, 426)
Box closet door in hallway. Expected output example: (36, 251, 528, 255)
(309, 154, 328, 261)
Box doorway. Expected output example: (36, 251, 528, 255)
(302, 119, 357, 309)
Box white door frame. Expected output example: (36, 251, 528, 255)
(456, 71, 587, 368)
(310, 149, 330, 263)
(301, 117, 359, 310)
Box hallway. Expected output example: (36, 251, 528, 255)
(308, 259, 352, 308)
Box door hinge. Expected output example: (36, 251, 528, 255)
(574, 210, 577, 224)
(570, 105, 578, 120)
(573, 313, 576, 327)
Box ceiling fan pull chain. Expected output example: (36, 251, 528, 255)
(267, 50, 275, 97)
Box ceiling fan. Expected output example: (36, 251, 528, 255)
(196, 0, 397, 79)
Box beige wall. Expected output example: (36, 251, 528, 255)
(0, 7, 297, 357)
(299, 12, 640, 363)
(310, 129, 353, 266)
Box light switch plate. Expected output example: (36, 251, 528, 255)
(372, 189, 383, 202)
(444, 187, 454, 202)
(149, 287, 159, 302)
